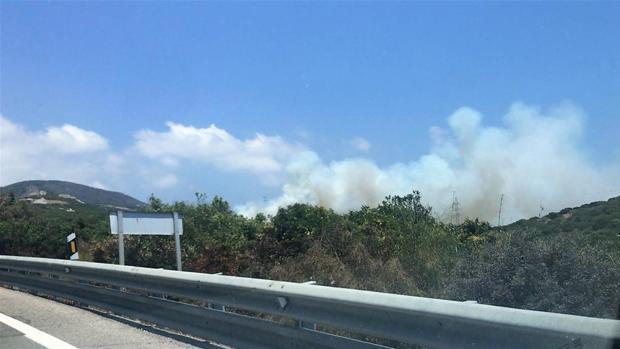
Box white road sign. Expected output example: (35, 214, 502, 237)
(109, 211, 183, 236)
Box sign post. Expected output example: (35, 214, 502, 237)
(173, 212, 182, 271)
(117, 210, 125, 265)
(109, 211, 183, 270)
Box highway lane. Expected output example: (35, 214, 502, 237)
(0, 287, 220, 349)
(0, 322, 46, 349)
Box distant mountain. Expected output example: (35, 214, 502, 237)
(0, 180, 145, 209)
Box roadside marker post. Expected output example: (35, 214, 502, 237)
(66, 233, 79, 260)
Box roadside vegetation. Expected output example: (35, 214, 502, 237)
(1, 191, 618, 319)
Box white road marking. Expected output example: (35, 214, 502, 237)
(0, 312, 79, 349)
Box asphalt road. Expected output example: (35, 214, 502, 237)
(0, 287, 221, 349)
(0, 322, 46, 349)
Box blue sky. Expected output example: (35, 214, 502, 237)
(1, 2, 619, 220)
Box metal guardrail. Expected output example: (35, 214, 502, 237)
(0, 256, 618, 349)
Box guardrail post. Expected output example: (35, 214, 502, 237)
(209, 303, 225, 311)
(298, 280, 317, 330)
(298, 320, 317, 330)
(207, 272, 224, 310)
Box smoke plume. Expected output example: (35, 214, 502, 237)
(238, 102, 620, 223)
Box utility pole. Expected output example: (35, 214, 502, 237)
(497, 194, 504, 227)
(450, 192, 455, 225)
(451, 192, 461, 225)
(539, 205, 545, 218)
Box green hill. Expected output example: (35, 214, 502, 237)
(0, 180, 145, 209)
(506, 196, 620, 244)
(444, 195, 620, 319)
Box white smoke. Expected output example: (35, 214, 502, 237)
(237, 102, 620, 223)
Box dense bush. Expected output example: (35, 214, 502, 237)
(1, 191, 619, 319)
(443, 232, 620, 318)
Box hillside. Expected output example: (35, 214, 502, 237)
(0, 180, 145, 209)
(506, 195, 620, 244)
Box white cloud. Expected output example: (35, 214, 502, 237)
(0, 116, 112, 186)
(153, 174, 178, 189)
(0, 117, 306, 195)
(349, 137, 371, 152)
(45, 124, 108, 153)
(238, 102, 620, 223)
(134, 122, 304, 175)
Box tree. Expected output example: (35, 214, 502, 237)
(147, 194, 165, 212)
(271, 204, 336, 256)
